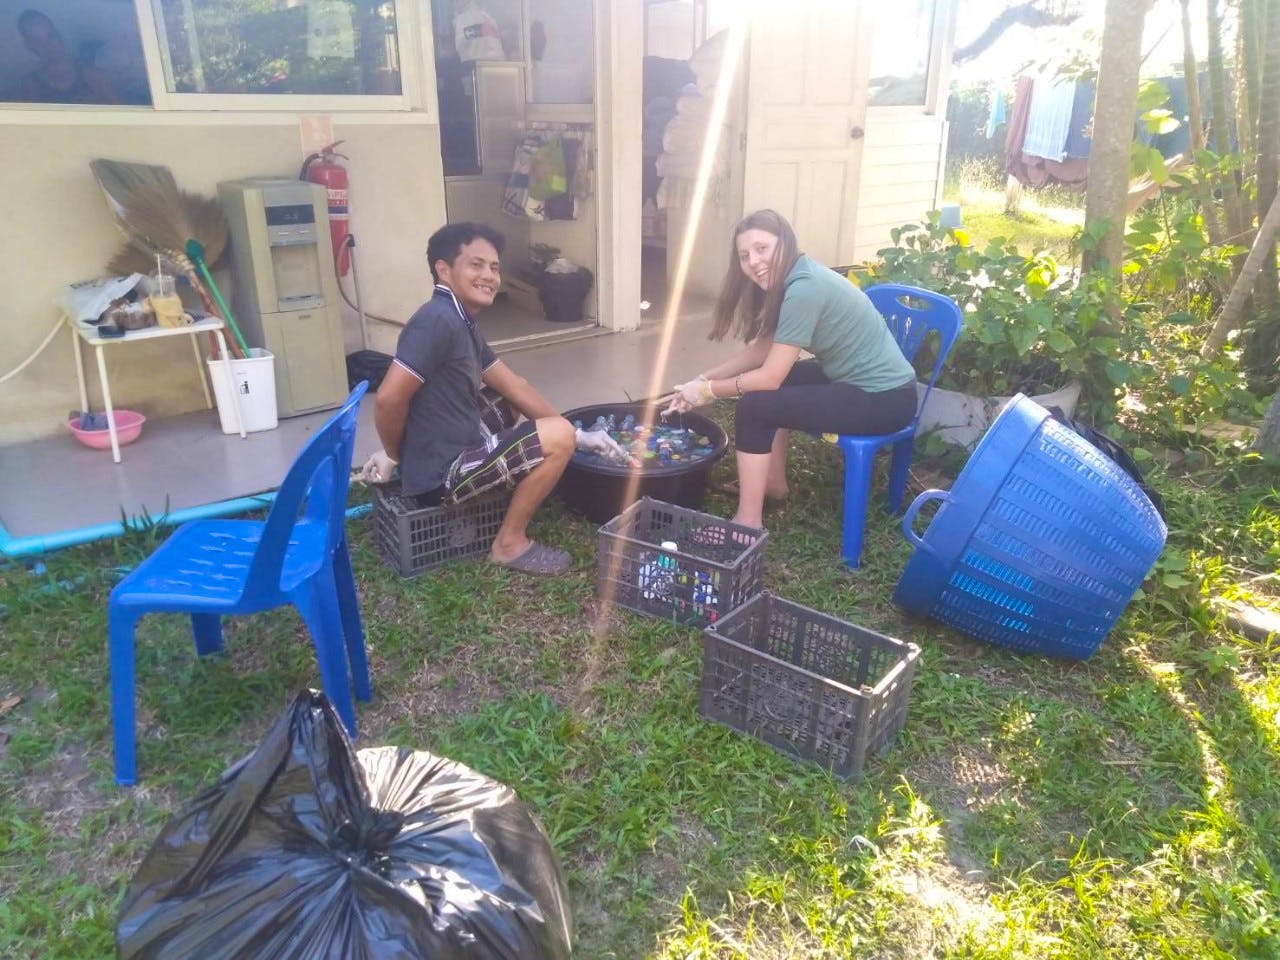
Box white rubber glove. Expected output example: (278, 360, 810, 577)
(576, 428, 638, 466)
(360, 449, 398, 483)
(671, 376, 715, 410)
(661, 393, 691, 418)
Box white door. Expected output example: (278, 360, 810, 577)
(741, 2, 870, 266)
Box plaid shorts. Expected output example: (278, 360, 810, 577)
(442, 386, 545, 504)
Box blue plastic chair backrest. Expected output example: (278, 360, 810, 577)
(243, 382, 368, 596)
(864, 283, 963, 425)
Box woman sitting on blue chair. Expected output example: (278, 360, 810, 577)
(666, 209, 918, 532)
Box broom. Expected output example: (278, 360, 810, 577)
(90, 160, 244, 359)
(106, 191, 228, 277)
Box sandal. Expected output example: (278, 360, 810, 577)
(491, 542, 572, 576)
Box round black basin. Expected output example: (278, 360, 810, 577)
(558, 402, 729, 524)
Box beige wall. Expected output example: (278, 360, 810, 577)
(0, 117, 446, 443)
(851, 114, 949, 264)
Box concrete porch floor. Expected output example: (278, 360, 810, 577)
(0, 305, 725, 553)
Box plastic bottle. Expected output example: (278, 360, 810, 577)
(693, 570, 719, 621)
(639, 540, 679, 602)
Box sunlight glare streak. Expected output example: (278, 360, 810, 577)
(580, 12, 751, 675)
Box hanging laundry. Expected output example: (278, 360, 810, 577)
(1003, 76, 1034, 172)
(528, 138, 568, 201)
(1063, 80, 1095, 159)
(1023, 79, 1077, 162)
(1006, 76, 1088, 190)
(985, 83, 1008, 139)
(503, 129, 591, 221)
(1135, 74, 1214, 158)
(545, 137, 579, 220)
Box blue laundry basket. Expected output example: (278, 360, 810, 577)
(893, 395, 1167, 659)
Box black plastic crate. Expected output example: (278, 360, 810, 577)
(597, 497, 766, 628)
(699, 593, 920, 780)
(373, 485, 508, 577)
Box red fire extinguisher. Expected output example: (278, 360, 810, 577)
(300, 141, 351, 276)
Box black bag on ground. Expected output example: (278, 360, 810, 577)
(347, 349, 394, 392)
(117, 690, 573, 960)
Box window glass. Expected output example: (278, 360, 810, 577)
(868, 0, 935, 107)
(1, 3, 151, 105)
(528, 0, 592, 104)
(154, 0, 402, 96)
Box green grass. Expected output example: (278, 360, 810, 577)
(1, 415, 1277, 958)
(942, 173, 1085, 263)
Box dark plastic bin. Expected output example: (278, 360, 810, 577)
(539, 268, 593, 323)
(597, 497, 765, 628)
(700, 593, 920, 781)
(373, 485, 508, 577)
(559, 402, 729, 524)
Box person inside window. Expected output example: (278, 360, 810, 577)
(361, 222, 632, 576)
(16, 9, 117, 104)
(666, 210, 918, 533)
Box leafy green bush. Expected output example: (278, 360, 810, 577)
(864, 200, 1263, 438)
(864, 215, 1137, 420)
(1118, 172, 1263, 438)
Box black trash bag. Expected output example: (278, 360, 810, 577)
(117, 690, 573, 960)
(347, 349, 394, 392)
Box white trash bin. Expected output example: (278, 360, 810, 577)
(207, 348, 279, 434)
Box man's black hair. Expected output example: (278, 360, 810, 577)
(426, 222, 505, 282)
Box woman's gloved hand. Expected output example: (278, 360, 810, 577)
(666, 376, 715, 415)
(359, 449, 399, 483)
(575, 427, 638, 466)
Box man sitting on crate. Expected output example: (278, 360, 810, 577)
(361, 222, 631, 576)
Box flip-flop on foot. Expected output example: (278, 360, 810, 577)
(491, 542, 571, 576)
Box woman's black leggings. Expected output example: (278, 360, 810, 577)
(734, 360, 918, 454)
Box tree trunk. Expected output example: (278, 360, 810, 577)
(1180, 0, 1205, 153)
(1207, 0, 1247, 244)
(1235, 21, 1256, 228)
(1242, 0, 1263, 142)
(1202, 190, 1280, 358)
(1251, 0, 1280, 329)
(1083, 0, 1153, 274)
(1181, 0, 1224, 244)
(1255, 387, 1280, 455)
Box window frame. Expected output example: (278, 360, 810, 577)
(866, 0, 951, 116)
(135, 0, 431, 114)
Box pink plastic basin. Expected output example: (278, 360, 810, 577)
(68, 410, 146, 449)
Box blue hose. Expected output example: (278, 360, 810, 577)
(0, 496, 372, 559)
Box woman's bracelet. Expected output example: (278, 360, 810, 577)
(734, 375, 744, 396)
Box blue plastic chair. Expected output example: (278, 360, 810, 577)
(108, 382, 371, 785)
(834, 284, 963, 568)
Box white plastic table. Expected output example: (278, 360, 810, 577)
(67, 314, 245, 463)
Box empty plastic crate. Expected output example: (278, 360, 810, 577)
(699, 593, 920, 780)
(894, 395, 1167, 659)
(597, 497, 766, 628)
(373, 485, 509, 577)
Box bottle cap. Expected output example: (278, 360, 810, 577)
(660, 540, 678, 551)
